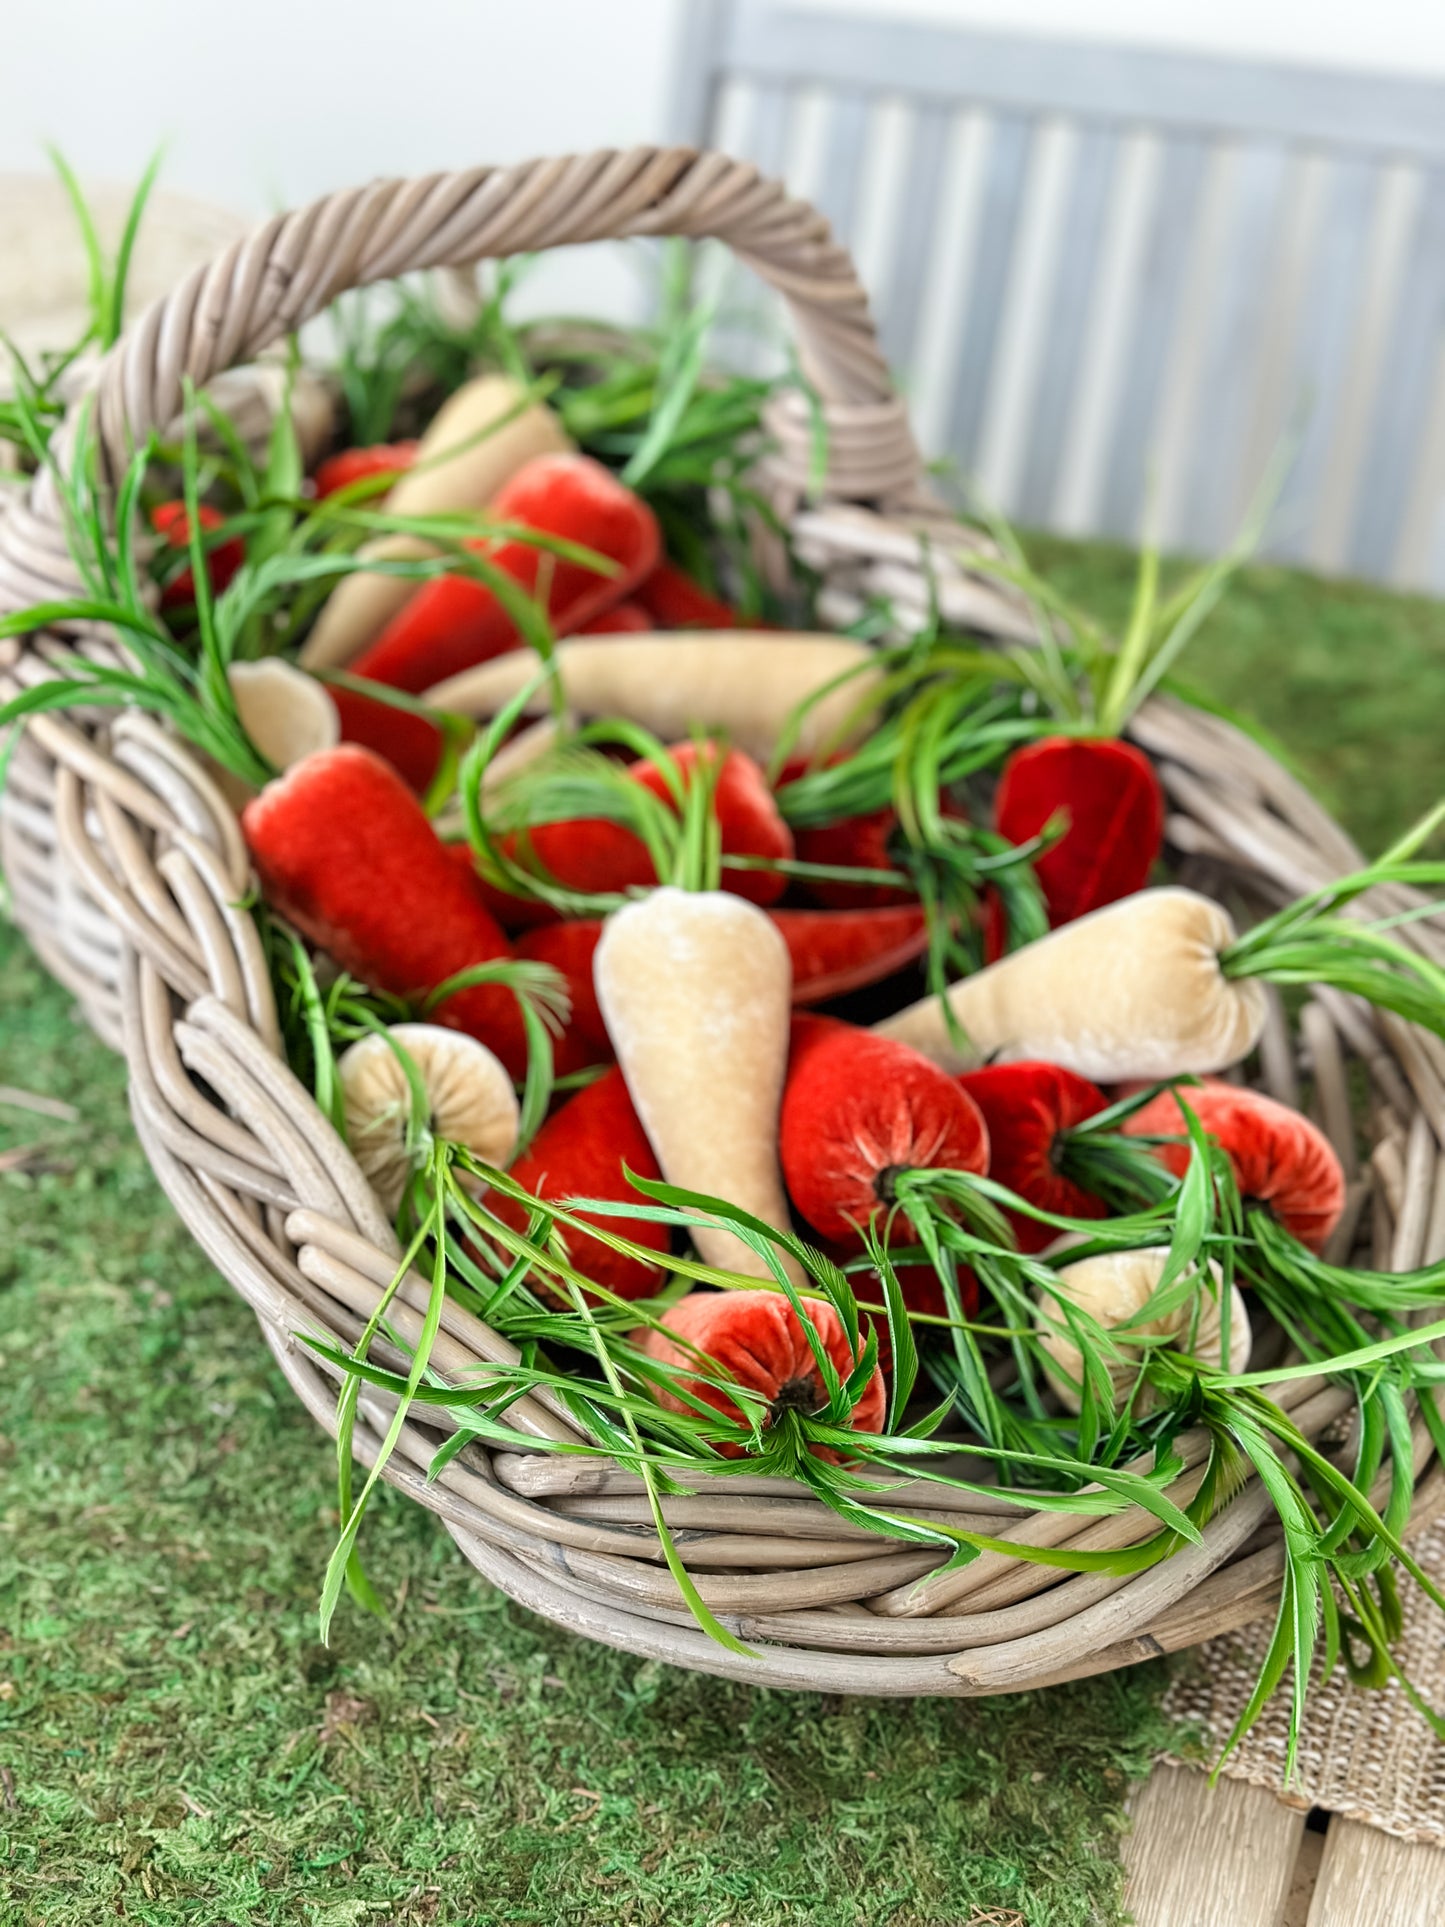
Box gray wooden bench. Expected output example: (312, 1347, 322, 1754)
(671, 2, 1445, 590)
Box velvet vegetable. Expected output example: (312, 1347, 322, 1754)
(876, 888, 1267, 1080)
(955, 1062, 1110, 1253)
(634, 561, 744, 630)
(515, 923, 614, 1073)
(227, 660, 338, 776)
(779, 1016, 990, 1248)
(634, 1288, 886, 1461)
(494, 742, 792, 914)
(792, 803, 912, 911)
(331, 453, 661, 789)
(312, 440, 419, 501)
(982, 527, 1255, 935)
(425, 632, 881, 763)
(485, 1066, 669, 1302)
(775, 904, 930, 1003)
(1037, 1247, 1251, 1414)
(152, 500, 244, 611)
(300, 374, 572, 670)
(241, 746, 530, 1075)
(771, 706, 1050, 984)
(879, 851, 1445, 1081)
(1122, 1081, 1346, 1254)
(632, 743, 793, 907)
(994, 735, 1164, 927)
(594, 887, 802, 1283)
(517, 903, 931, 1073)
(338, 1023, 519, 1214)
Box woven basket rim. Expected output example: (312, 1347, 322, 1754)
(1, 146, 1442, 1695)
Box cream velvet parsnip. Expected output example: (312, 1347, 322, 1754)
(876, 887, 1268, 1081)
(593, 887, 803, 1284)
(299, 375, 571, 671)
(425, 633, 881, 762)
(228, 659, 338, 772)
(1037, 1246, 1252, 1415)
(338, 1023, 520, 1214)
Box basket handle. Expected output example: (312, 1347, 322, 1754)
(41, 148, 921, 510)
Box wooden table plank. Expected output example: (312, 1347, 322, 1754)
(1124, 1763, 1305, 1927)
(1306, 1817, 1445, 1925)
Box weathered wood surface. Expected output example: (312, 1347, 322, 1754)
(1124, 1765, 1305, 1927)
(1125, 1765, 1445, 1926)
(1306, 1817, 1445, 1926)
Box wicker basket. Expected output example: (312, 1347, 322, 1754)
(3, 148, 1444, 1695)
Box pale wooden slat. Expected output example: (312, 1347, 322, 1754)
(741, 78, 794, 179)
(721, 3, 1445, 162)
(1306, 1817, 1445, 1926)
(666, 0, 733, 142)
(878, 100, 954, 377)
(1180, 142, 1291, 552)
(814, 89, 872, 246)
(1016, 123, 1120, 525)
(1124, 1763, 1306, 1927)
(940, 112, 1035, 475)
(1347, 166, 1445, 580)
(1098, 133, 1211, 540)
(1268, 156, 1380, 564)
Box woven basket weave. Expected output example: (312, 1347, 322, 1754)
(3, 148, 1444, 1695)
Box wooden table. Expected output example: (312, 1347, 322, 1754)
(1124, 1764, 1445, 1924)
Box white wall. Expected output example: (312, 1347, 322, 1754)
(2, 0, 676, 211)
(1, 0, 681, 325)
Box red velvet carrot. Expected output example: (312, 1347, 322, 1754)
(514, 922, 614, 1075)
(577, 601, 652, 634)
(486, 1066, 669, 1301)
(516, 902, 931, 1072)
(772, 751, 906, 911)
(1121, 1080, 1346, 1253)
(634, 560, 744, 630)
(476, 741, 794, 922)
(313, 440, 419, 500)
(775, 904, 929, 1002)
(794, 805, 913, 911)
(633, 1288, 886, 1460)
(241, 746, 529, 1075)
(993, 735, 1164, 929)
(333, 454, 660, 788)
(631, 742, 793, 908)
(477, 817, 656, 930)
(824, 1239, 980, 1327)
(957, 1062, 1110, 1254)
(354, 454, 659, 690)
(152, 500, 245, 611)
(780, 1016, 990, 1247)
